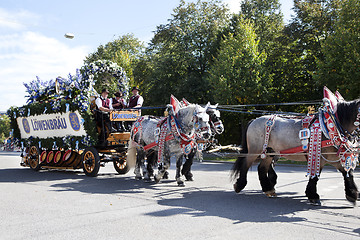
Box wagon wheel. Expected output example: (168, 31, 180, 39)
(113, 152, 129, 174)
(81, 147, 100, 177)
(28, 145, 41, 171)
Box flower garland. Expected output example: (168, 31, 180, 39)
(8, 60, 129, 151)
(81, 59, 130, 99)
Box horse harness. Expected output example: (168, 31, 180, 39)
(261, 102, 359, 178)
(131, 113, 208, 163)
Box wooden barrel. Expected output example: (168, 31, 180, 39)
(70, 152, 82, 169)
(62, 150, 78, 167)
(62, 150, 72, 162)
(40, 150, 47, 164)
(46, 151, 54, 164)
(53, 151, 62, 165)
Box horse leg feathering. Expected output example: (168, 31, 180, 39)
(258, 154, 277, 196)
(176, 156, 185, 187)
(340, 169, 358, 204)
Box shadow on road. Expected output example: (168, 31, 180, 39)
(0, 167, 179, 195)
(147, 189, 310, 222)
(146, 188, 358, 238)
(0, 168, 85, 182)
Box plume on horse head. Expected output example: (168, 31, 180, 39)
(323, 86, 345, 114)
(170, 95, 181, 116)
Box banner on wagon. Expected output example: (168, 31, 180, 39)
(16, 111, 86, 139)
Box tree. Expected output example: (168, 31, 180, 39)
(283, 0, 341, 99)
(84, 34, 145, 94)
(208, 17, 267, 144)
(208, 16, 267, 105)
(239, 0, 284, 53)
(144, 0, 229, 105)
(316, 0, 360, 99)
(0, 114, 10, 143)
(238, 0, 289, 104)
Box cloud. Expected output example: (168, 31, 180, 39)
(0, 7, 40, 30)
(0, 31, 89, 111)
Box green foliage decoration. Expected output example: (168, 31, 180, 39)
(7, 60, 128, 150)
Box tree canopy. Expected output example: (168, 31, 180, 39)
(83, 0, 360, 144)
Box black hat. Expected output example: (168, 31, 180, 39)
(101, 88, 109, 93)
(114, 92, 122, 97)
(132, 86, 140, 91)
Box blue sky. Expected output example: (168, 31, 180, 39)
(0, 0, 294, 111)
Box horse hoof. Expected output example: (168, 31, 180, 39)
(233, 183, 241, 193)
(143, 176, 151, 182)
(177, 182, 185, 187)
(185, 176, 194, 181)
(346, 195, 357, 204)
(135, 176, 142, 180)
(176, 177, 185, 187)
(154, 175, 161, 183)
(162, 172, 169, 179)
(265, 190, 277, 198)
(307, 199, 321, 206)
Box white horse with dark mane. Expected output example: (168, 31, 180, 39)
(129, 96, 212, 186)
(180, 101, 225, 181)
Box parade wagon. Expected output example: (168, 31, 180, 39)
(7, 60, 138, 176)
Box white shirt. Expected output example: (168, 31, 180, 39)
(135, 95, 144, 107)
(95, 97, 113, 111)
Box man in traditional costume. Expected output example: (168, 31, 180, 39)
(112, 91, 127, 110)
(126, 86, 144, 131)
(95, 89, 113, 145)
(127, 86, 143, 109)
(112, 91, 127, 132)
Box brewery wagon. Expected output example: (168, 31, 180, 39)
(7, 60, 137, 176)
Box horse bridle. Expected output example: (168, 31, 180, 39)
(351, 107, 360, 140)
(193, 110, 210, 136)
(208, 111, 224, 135)
(324, 101, 360, 142)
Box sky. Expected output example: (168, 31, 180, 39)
(0, 0, 294, 112)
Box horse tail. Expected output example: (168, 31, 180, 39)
(231, 119, 253, 180)
(126, 139, 137, 169)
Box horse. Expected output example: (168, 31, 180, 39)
(231, 87, 360, 205)
(130, 96, 212, 186)
(180, 104, 225, 181)
(133, 101, 224, 184)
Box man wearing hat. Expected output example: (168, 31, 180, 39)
(95, 89, 113, 145)
(95, 88, 113, 112)
(112, 91, 127, 110)
(125, 87, 144, 131)
(127, 86, 143, 109)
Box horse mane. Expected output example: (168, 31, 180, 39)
(336, 98, 360, 130)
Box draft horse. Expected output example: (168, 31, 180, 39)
(130, 96, 212, 186)
(180, 102, 225, 181)
(232, 87, 360, 205)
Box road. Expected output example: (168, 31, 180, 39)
(0, 151, 359, 240)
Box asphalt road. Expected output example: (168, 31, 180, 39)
(0, 151, 359, 240)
